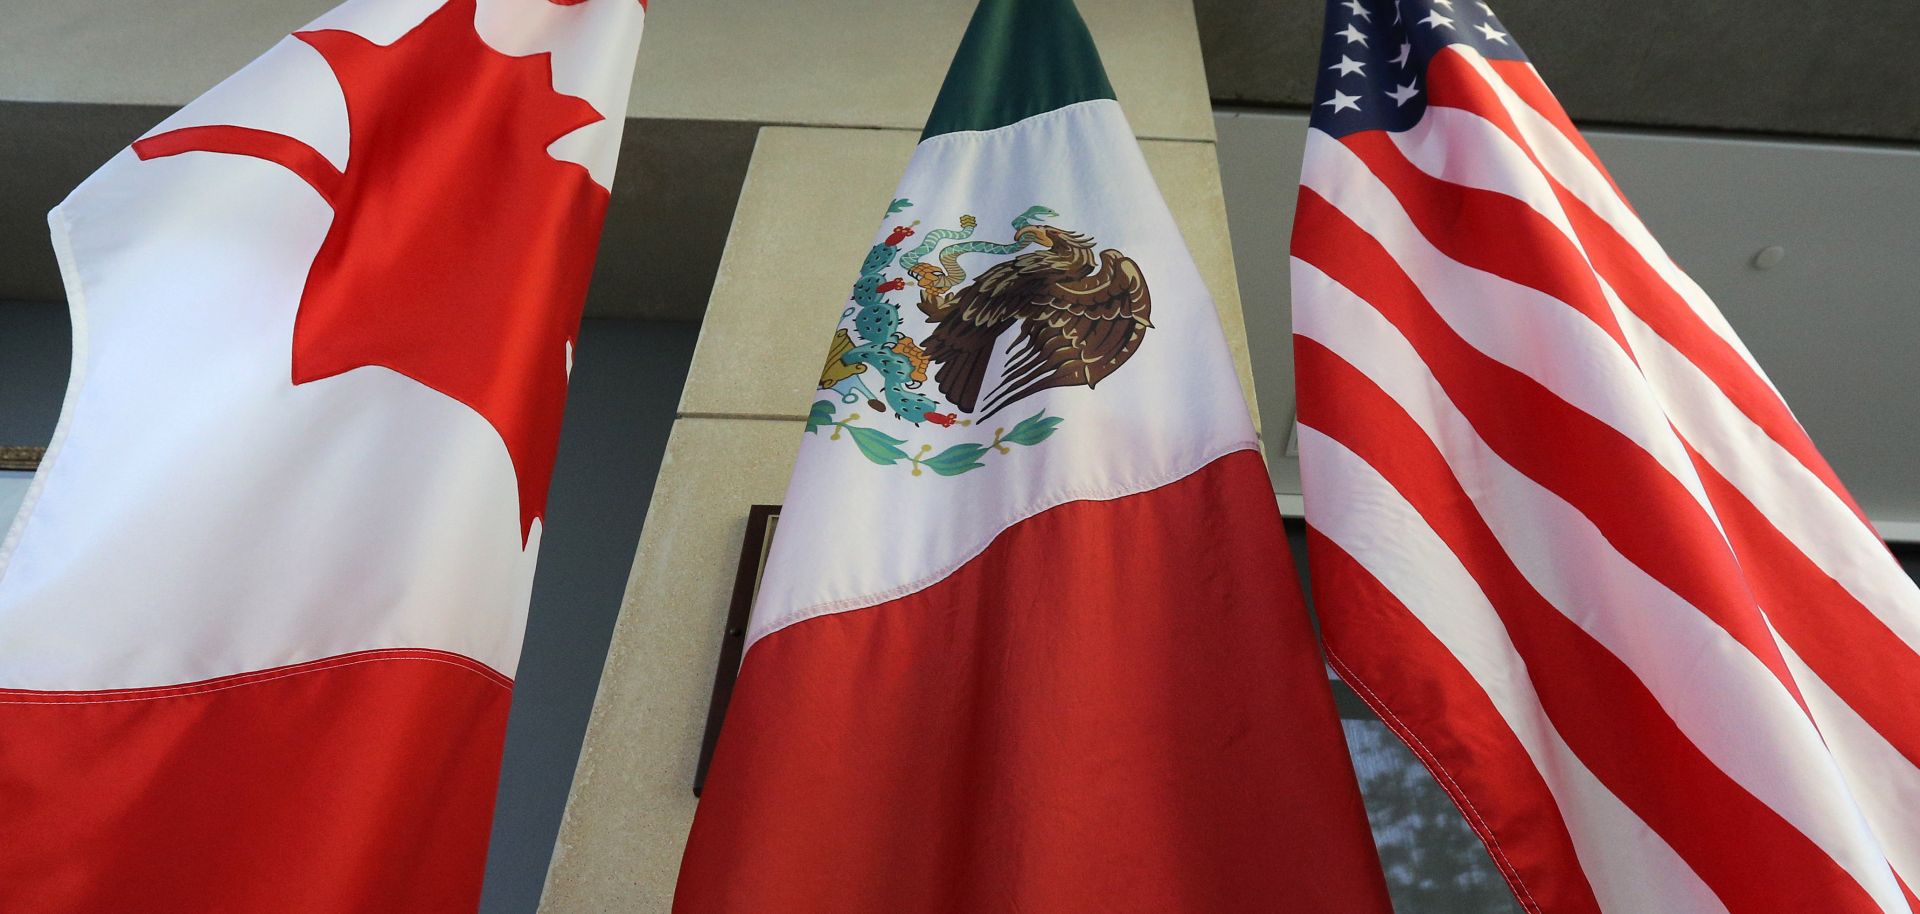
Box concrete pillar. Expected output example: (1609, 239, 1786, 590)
(539, 3, 1251, 910)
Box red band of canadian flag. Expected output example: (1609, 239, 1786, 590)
(0, 1, 647, 908)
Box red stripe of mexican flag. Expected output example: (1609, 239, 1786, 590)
(673, 1, 1391, 909)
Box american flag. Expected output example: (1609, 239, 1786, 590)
(1292, 2, 1920, 912)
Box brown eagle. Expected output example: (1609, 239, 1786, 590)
(915, 224, 1152, 419)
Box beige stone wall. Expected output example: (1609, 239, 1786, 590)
(0, 0, 1213, 144)
(540, 6, 1252, 912)
(538, 415, 800, 912)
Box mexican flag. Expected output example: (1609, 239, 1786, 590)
(674, 1, 1391, 910)
(0, 1, 645, 910)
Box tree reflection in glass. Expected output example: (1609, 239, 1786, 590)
(1340, 712, 1524, 913)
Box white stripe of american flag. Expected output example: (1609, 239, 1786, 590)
(1292, 30, 1920, 914)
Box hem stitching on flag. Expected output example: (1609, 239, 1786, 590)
(745, 440, 1260, 652)
(915, 97, 1125, 148)
(1324, 645, 1546, 914)
(0, 205, 94, 583)
(0, 647, 512, 704)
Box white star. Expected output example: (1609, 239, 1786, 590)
(1387, 80, 1421, 106)
(1321, 90, 1363, 113)
(1337, 23, 1370, 45)
(1391, 41, 1412, 67)
(1393, 0, 1403, 24)
(1476, 1, 1495, 15)
(1474, 22, 1509, 43)
(1422, 10, 1455, 29)
(1328, 55, 1367, 77)
(1342, 0, 1373, 21)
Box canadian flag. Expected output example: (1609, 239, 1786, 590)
(0, 1, 645, 911)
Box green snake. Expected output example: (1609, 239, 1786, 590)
(901, 205, 1058, 289)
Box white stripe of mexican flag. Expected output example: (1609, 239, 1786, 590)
(674, 1, 1393, 910)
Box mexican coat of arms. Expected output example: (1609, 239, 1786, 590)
(809, 201, 1155, 477)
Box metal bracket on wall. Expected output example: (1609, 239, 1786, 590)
(0, 446, 45, 471)
(693, 504, 781, 798)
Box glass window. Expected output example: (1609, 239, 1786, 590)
(1335, 688, 1524, 914)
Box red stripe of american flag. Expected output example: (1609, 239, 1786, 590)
(1293, 31, 1920, 914)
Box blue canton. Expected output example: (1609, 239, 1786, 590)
(1310, 0, 1529, 137)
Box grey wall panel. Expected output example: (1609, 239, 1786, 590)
(480, 318, 698, 914)
(1213, 109, 1920, 537)
(0, 301, 70, 444)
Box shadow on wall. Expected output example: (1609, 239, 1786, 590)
(480, 319, 699, 914)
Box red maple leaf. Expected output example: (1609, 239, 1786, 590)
(134, 0, 625, 544)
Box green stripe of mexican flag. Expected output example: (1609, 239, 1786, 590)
(921, 0, 1116, 139)
(675, 1, 1394, 910)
